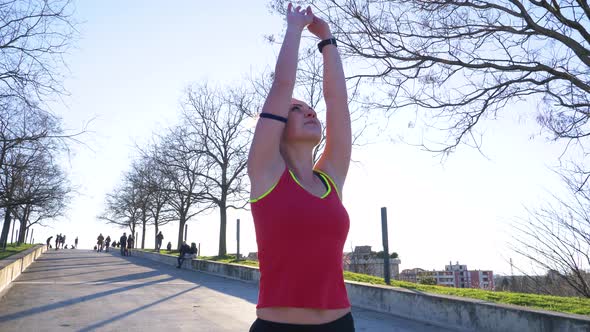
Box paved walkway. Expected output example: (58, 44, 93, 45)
(0, 249, 454, 331)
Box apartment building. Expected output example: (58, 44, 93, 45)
(401, 261, 494, 290)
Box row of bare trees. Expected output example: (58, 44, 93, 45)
(100, 85, 255, 254)
(0, 0, 77, 249)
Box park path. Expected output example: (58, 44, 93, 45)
(0, 249, 454, 331)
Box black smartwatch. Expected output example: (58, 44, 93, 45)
(318, 37, 337, 53)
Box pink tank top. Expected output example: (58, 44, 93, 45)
(250, 167, 351, 309)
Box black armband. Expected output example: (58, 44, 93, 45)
(260, 112, 288, 124)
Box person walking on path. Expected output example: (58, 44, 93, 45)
(61, 235, 66, 249)
(105, 236, 111, 252)
(46, 236, 53, 250)
(74, 237, 78, 249)
(127, 234, 134, 256)
(97, 233, 104, 252)
(177, 241, 191, 268)
(247, 4, 354, 331)
(54, 234, 60, 250)
(156, 231, 164, 252)
(119, 233, 127, 256)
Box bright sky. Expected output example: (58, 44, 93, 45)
(31, 0, 570, 276)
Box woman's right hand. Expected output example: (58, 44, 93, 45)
(286, 3, 313, 31)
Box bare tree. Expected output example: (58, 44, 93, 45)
(180, 84, 255, 256)
(154, 126, 211, 250)
(11, 148, 70, 244)
(0, 0, 76, 106)
(269, 0, 590, 155)
(511, 163, 590, 297)
(125, 163, 154, 249)
(2, 137, 61, 249)
(99, 181, 142, 241)
(134, 150, 175, 249)
(0, 106, 65, 206)
(0, 0, 78, 248)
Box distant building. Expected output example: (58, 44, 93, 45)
(399, 268, 426, 283)
(403, 262, 494, 290)
(342, 246, 401, 279)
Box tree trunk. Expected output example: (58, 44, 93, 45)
(17, 206, 31, 244)
(0, 208, 11, 249)
(9, 218, 15, 244)
(141, 217, 146, 249)
(177, 214, 186, 250)
(154, 223, 159, 249)
(131, 223, 136, 248)
(18, 219, 27, 244)
(218, 203, 227, 256)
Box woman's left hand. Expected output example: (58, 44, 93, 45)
(308, 10, 332, 40)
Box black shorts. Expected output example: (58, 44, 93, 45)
(249, 312, 355, 332)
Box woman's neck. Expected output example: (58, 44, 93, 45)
(281, 144, 316, 182)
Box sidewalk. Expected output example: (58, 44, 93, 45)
(0, 249, 454, 331)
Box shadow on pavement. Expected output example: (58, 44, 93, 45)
(23, 261, 130, 273)
(0, 276, 177, 323)
(112, 250, 259, 305)
(91, 270, 164, 284)
(17, 266, 131, 282)
(33, 255, 107, 261)
(77, 284, 202, 332)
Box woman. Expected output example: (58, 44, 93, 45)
(248, 3, 353, 332)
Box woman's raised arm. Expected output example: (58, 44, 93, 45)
(310, 13, 352, 195)
(248, 4, 313, 193)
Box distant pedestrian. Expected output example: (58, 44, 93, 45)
(105, 236, 111, 252)
(75, 237, 78, 249)
(61, 235, 66, 249)
(156, 231, 164, 252)
(46, 236, 52, 250)
(177, 241, 191, 268)
(120, 233, 127, 256)
(55, 234, 60, 250)
(166, 242, 172, 251)
(127, 234, 134, 256)
(97, 233, 104, 252)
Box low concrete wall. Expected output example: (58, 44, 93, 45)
(128, 249, 259, 282)
(192, 259, 260, 283)
(130, 249, 590, 332)
(0, 244, 46, 294)
(346, 281, 590, 332)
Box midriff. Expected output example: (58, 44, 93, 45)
(256, 307, 351, 325)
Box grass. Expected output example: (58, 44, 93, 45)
(200, 255, 260, 267)
(0, 243, 34, 260)
(139, 249, 590, 315)
(141, 249, 179, 256)
(342, 271, 590, 316)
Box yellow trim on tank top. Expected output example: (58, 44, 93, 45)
(249, 181, 279, 203)
(289, 170, 331, 199)
(314, 169, 341, 199)
(249, 169, 335, 203)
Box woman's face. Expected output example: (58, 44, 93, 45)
(282, 98, 322, 146)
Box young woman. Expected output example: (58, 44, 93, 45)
(247, 3, 353, 332)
